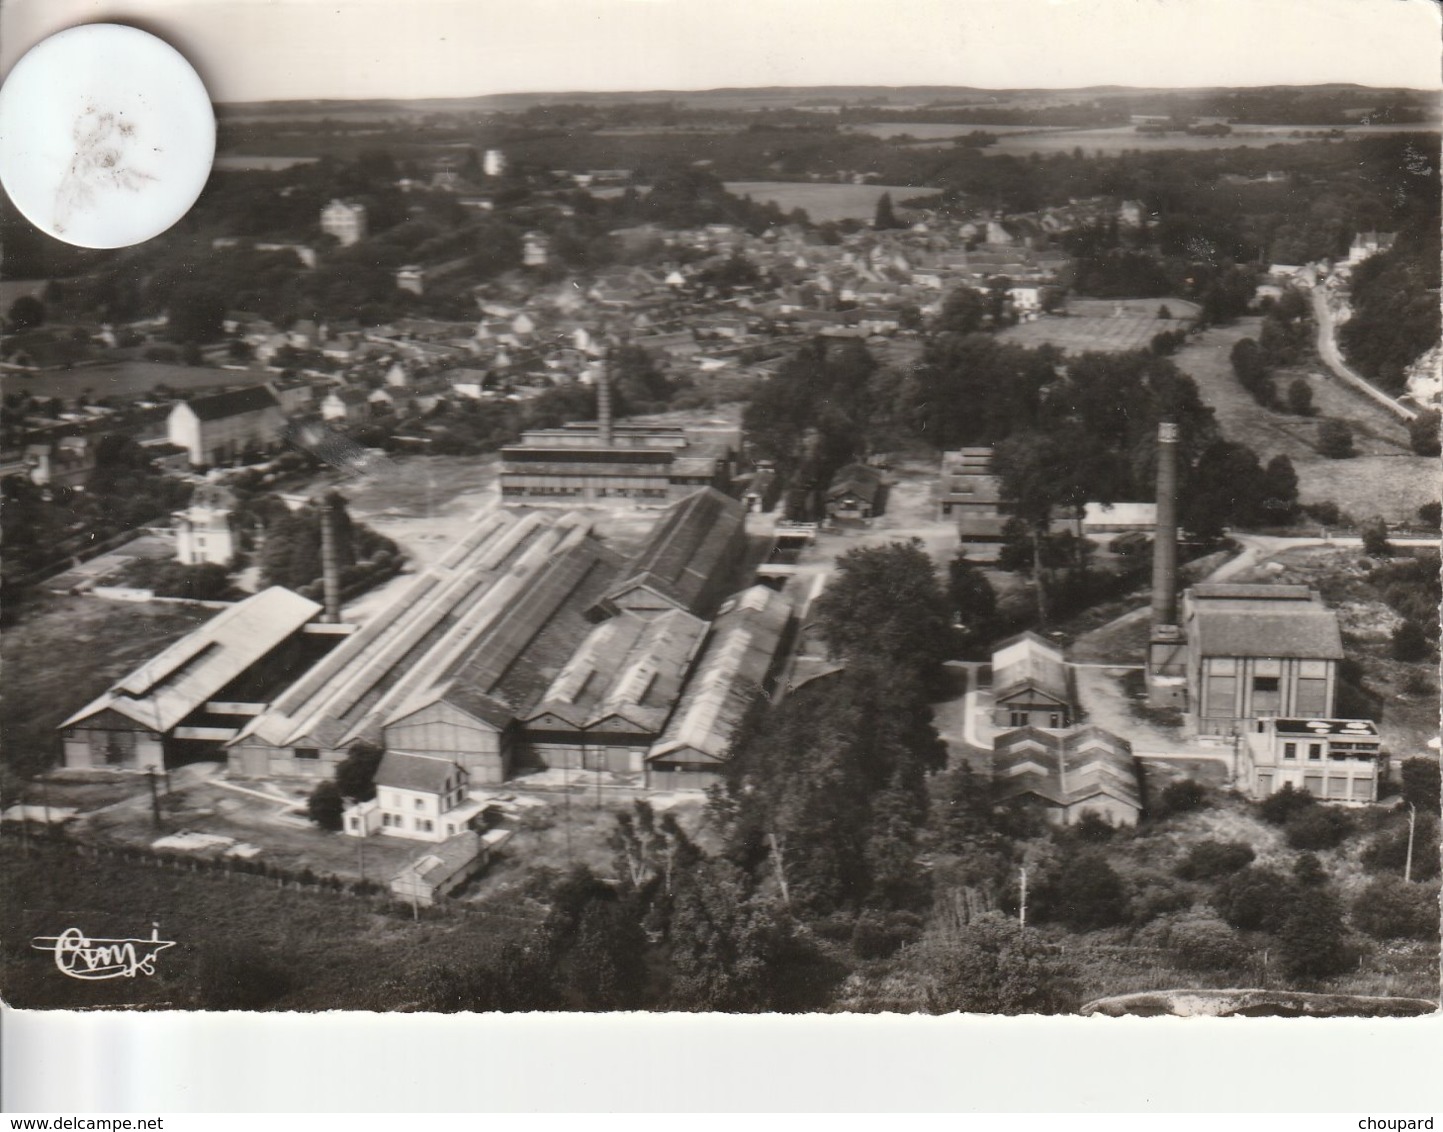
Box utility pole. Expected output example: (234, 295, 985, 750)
(1019, 866, 1028, 932)
(1404, 802, 1417, 883)
(357, 836, 366, 884)
(146, 769, 162, 829)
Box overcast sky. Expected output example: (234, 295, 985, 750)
(3, 0, 1440, 102)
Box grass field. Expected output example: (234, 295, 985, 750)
(6, 361, 248, 402)
(722, 182, 940, 222)
(1168, 317, 1437, 523)
(0, 596, 208, 778)
(999, 298, 1199, 354)
(989, 123, 1439, 157)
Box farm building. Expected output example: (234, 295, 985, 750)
(1241, 718, 1385, 804)
(989, 632, 1075, 730)
(1182, 584, 1343, 735)
(645, 585, 793, 790)
(589, 487, 748, 620)
(825, 464, 883, 521)
(167, 385, 286, 467)
(389, 830, 485, 907)
(227, 509, 623, 782)
(992, 726, 1142, 828)
(59, 587, 324, 771)
(522, 608, 708, 772)
(344, 751, 487, 842)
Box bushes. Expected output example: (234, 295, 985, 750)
(1390, 620, 1431, 662)
(1153, 778, 1210, 819)
(1215, 866, 1295, 932)
(1175, 839, 1256, 880)
(1317, 419, 1355, 459)
(1408, 410, 1441, 458)
(306, 780, 344, 831)
(1284, 806, 1355, 851)
(1285, 378, 1314, 416)
(1351, 878, 1440, 941)
(1259, 782, 1314, 825)
(1361, 813, 1441, 881)
(908, 913, 1080, 1014)
(1278, 892, 1353, 981)
(1032, 851, 1129, 931)
(1143, 912, 1250, 974)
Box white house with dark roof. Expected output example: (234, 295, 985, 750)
(167, 385, 285, 466)
(1182, 584, 1344, 735)
(344, 751, 487, 842)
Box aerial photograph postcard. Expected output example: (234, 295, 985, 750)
(0, 0, 1439, 1018)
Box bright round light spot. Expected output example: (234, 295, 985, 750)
(0, 23, 215, 248)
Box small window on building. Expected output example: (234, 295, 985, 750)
(1308, 743, 1323, 761)
(382, 813, 391, 827)
(415, 797, 424, 810)
(1010, 711, 1028, 727)
(1253, 676, 1280, 693)
(1049, 714, 1061, 728)
(1283, 742, 1297, 760)
(296, 747, 319, 760)
(446, 823, 455, 836)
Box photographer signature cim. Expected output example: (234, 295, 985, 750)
(31, 925, 176, 980)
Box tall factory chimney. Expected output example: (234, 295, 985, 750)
(319, 491, 346, 624)
(1147, 420, 1187, 706)
(1150, 420, 1179, 628)
(596, 366, 614, 449)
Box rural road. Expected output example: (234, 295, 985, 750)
(1310, 289, 1417, 422)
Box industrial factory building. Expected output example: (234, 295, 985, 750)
(59, 588, 327, 772)
(498, 373, 736, 504)
(65, 484, 785, 796)
(1137, 420, 1368, 802)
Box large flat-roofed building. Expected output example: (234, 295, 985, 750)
(1242, 718, 1385, 804)
(499, 422, 734, 504)
(992, 725, 1142, 828)
(522, 608, 708, 772)
(589, 487, 748, 620)
(646, 585, 793, 790)
(59, 587, 323, 771)
(1183, 584, 1344, 735)
(227, 510, 622, 782)
(990, 631, 1075, 730)
(320, 199, 367, 246)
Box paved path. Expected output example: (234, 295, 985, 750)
(1311, 289, 1417, 422)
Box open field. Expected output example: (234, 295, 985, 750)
(5, 361, 248, 402)
(722, 181, 941, 222)
(844, 123, 1060, 141)
(1169, 317, 1437, 523)
(0, 838, 538, 1011)
(990, 123, 1440, 157)
(999, 298, 1198, 354)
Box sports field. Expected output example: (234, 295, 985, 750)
(722, 182, 940, 222)
(997, 298, 1200, 354)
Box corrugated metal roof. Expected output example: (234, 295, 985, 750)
(648, 585, 791, 764)
(531, 608, 707, 734)
(61, 587, 320, 734)
(598, 487, 745, 617)
(991, 632, 1070, 706)
(992, 725, 1140, 811)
